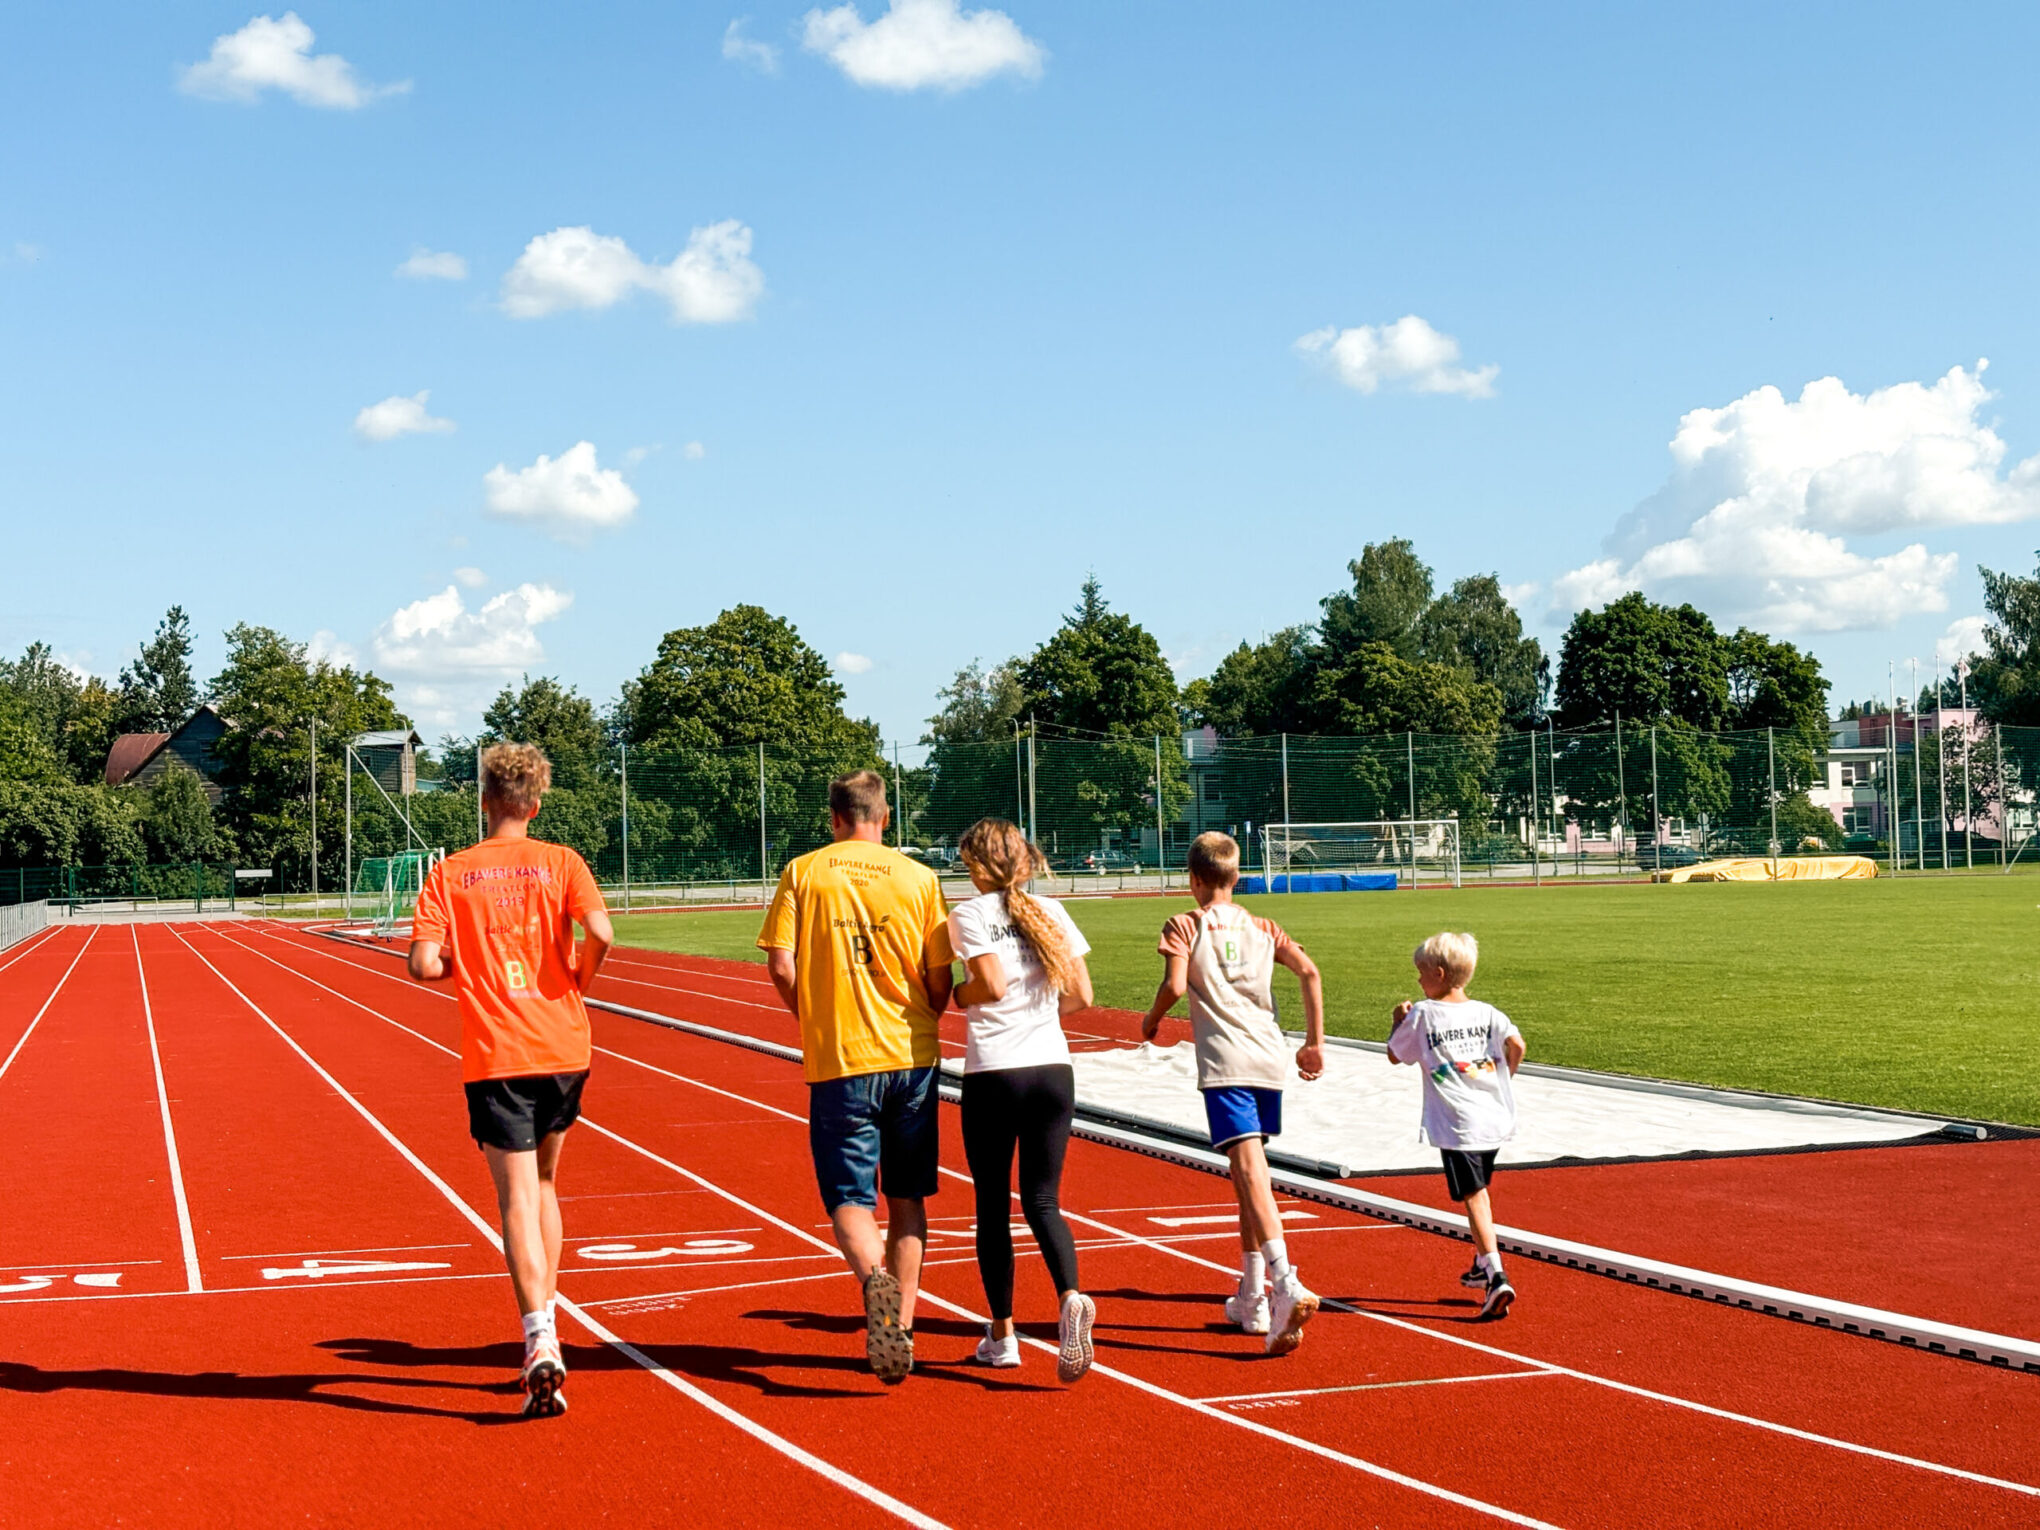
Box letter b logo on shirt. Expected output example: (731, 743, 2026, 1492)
(505, 957, 529, 991)
(849, 933, 874, 966)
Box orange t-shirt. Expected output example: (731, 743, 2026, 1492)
(412, 837, 606, 1082)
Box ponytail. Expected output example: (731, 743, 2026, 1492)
(957, 818, 1082, 993)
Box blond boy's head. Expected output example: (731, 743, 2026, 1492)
(480, 742, 551, 817)
(1186, 831, 1240, 889)
(1413, 931, 1478, 988)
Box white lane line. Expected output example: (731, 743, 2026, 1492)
(597, 971, 788, 1014)
(250, 925, 1557, 1528)
(221, 1242, 472, 1261)
(177, 924, 950, 1530)
(589, 1038, 2040, 1505)
(134, 927, 203, 1294)
(575, 1257, 983, 1311)
(1151, 1209, 1317, 1228)
(0, 925, 95, 1084)
(0, 923, 62, 977)
(1202, 1371, 1559, 1405)
(4, 1258, 164, 1270)
(1, 1270, 514, 1305)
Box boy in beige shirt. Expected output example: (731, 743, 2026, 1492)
(1141, 832, 1326, 1353)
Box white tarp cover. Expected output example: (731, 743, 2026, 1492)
(1068, 1041, 1937, 1175)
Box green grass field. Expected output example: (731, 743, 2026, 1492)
(613, 872, 2040, 1126)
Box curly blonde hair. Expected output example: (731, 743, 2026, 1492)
(480, 742, 552, 814)
(957, 817, 1082, 994)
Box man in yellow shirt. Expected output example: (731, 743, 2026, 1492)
(758, 769, 954, 1384)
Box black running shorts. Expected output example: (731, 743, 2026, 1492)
(465, 1070, 589, 1152)
(1441, 1148, 1499, 1202)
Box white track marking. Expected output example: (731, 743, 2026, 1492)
(1, 1270, 514, 1304)
(582, 1035, 2040, 1504)
(0, 923, 60, 976)
(0, 925, 94, 1083)
(1202, 1371, 1559, 1404)
(597, 971, 788, 1013)
(3, 1258, 163, 1270)
(222, 1242, 471, 1261)
(1151, 1209, 1317, 1228)
(133, 927, 203, 1293)
(575, 1257, 983, 1311)
(171, 925, 950, 1530)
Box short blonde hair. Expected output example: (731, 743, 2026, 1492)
(480, 742, 551, 814)
(1414, 931, 1478, 986)
(1187, 831, 1240, 887)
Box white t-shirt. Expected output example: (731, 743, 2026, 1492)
(1385, 998, 1522, 1150)
(948, 890, 1090, 1073)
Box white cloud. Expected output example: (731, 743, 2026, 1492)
(353, 390, 455, 442)
(1935, 615, 1990, 670)
(500, 223, 764, 323)
(179, 12, 406, 109)
(682, 440, 707, 460)
(834, 651, 874, 674)
(483, 441, 639, 537)
(1550, 363, 2040, 632)
(452, 566, 487, 590)
(396, 248, 467, 281)
(802, 0, 1045, 91)
(372, 584, 572, 728)
(1295, 316, 1498, 399)
(724, 18, 781, 72)
(306, 629, 360, 668)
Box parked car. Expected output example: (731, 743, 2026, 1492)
(1636, 843, 1704, 869)
(1080, 849, 1143, 873)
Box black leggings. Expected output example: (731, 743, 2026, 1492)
(959, 1063, 1080, 1321)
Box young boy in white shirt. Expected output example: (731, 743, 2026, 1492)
(1140, 831, 1326, 1354)
(1386, 931, 1525, 1320)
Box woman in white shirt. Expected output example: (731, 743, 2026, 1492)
(950, 817, 1097, 1382)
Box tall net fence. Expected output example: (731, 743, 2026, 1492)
(5, 721, 2035, 904)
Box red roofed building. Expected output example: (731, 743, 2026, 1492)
(103, 706, 229, 804)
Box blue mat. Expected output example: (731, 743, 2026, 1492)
(1236, 872, 1399, 894)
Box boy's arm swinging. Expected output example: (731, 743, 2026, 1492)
(1139, 953, 1189, 1042)
(1279, 943, 1325, 1081)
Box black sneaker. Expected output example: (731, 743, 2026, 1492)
(1479, 1271, 1516, 1320)
(1459, 1259, 1487, 1289)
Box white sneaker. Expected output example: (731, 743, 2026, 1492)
(1057, 1292, 1095, 1383)
(973, 1327, 1022, 1368)
(1225, 1288, 1270, 1335)
(1266, 1274, 1319, 1355)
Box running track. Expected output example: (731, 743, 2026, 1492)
(0, 921, 2031, 1528)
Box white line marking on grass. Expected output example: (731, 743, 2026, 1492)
(1201, 1371, 1558, 1405)
(133, 928, 202, 1293)
(0, 925, 94, 1084)
(175, 925, 952, 1530)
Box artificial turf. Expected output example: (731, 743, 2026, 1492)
(609, 870, 2040, 1127)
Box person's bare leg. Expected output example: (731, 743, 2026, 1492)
(483, 1145, 549, 1316)
(884, 1196, 927, 1328)
(830, 1204, 889, 1283)
(1226, 1138, 1283, 1246)
(535, 1130, 566, 1307)
(1463, 1187, 1498, 1260)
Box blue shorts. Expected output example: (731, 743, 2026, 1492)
(1203, 1086, 1282, 1150)
(808, 1066, 941, 1213)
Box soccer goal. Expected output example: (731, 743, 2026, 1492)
(1264, 820, 1462, 888)
(353, 848, 444, 935)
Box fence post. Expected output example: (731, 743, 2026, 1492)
(1998, 724, 2010, 871)
(1406, 731, 1417, 890)
(1961, 665, 1974, 870)
(1768, 727, 1778, 876)
(1649, 726, 1660, 874)
(1028, 719, 1038, 846)
(893, 743, 905, 850)
(344, 745, 353, 919)
(620, 740, 631, 911)
(192, 861, 202, 913)
(757, 742, 769, 899)
(1154, 734, 1166, 888)
(1613, 712, 1628, 867)
(1527, 732, 1541, 887)
(1936, 681, 1948, 870)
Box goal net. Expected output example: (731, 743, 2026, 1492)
(353, 848, 444, 934)
(1265, 820, 1461, 888)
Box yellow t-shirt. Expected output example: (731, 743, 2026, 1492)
(756, 840, 955, 1083)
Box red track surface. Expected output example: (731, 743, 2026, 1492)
(3, 921, 2035, 1528)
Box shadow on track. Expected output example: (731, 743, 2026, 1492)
(0, 1358, 520, 1425)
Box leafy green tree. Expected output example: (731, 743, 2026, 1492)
(1554, 593, 1729, 730)
(1318, 539, 1432, 662)
(1415, 575, 1547, 726)
(0, 644, 122, 784)
(1973, 551, 2040, 794)
(0, 779, 145, 867)
(1774, 792, 1844, 851)
(482, 676, 607, 789)
(1186, 627, 1319, 735)
(115, 607, 200, 734)
(142, 763, 228, 863)
(919, 660, 1027, 845)
(1308, 643, 1504, 822)
(1725, 629, 1831, 791)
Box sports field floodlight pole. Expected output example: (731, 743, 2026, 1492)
(343, 744, 353, 920)
(619, 740, 630, 911)
(1961, 661, 1973, 870)
(309, 717, 318, 911)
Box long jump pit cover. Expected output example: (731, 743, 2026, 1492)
(1652, 854, 1878, 884)
(1068, 1039, 1946, 1175)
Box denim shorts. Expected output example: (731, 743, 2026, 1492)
(808, 1066, 941, 1213)
(1202, 1085, 1283, 1150)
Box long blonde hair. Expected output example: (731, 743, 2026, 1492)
(957, 818, 1082, 993)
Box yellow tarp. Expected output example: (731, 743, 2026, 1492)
(1652, 855, 1879, 884)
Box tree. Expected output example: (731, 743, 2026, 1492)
(1972, 551, 2040, 797)
(116, 607, 200, 734)
(0, 644, 121, 784)
(1555, 593, 1729, 730)
(924, 660, 1024, 746)
(1724, 629, 1831, 792)
(918, 660, 1027, 847)
(1414, 575, 1548, 726)
(1318, 539, 1432, 662)
(1186, 627, 1319, 735)
(1308, 643, 1504, 823)
(482, 676, 606, 789)
(142, 763, 228, 863)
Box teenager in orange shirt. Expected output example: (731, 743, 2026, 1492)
(408, 743, 614, 1418)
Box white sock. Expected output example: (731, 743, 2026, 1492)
(547, 1296, 558, 1324)
(522, 1307, 555, 1345)
(1239, 1251, 1266, 1297)
(1478, 1252, 1504, 1276)
(1262, 1238, 1292, 1283)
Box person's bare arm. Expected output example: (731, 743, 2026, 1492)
(1503, 1031, 1526, 1073)
(766, 946, 800, 1016)
(1057, 953, 1095, 1016)
(1276, 944, 1325, 1081)
(1140, 954, 1189, 1041)
(407, 939, 450, 982)
(575, 908, 615, 991)
(924, 952, 956, 1015)
(955, 952, 1006, 1008)
(1384, 1000, 1417, 1064)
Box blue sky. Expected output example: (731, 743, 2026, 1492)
(6, 2, 2039, 748)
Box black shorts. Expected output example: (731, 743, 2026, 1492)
(1441, 1149, 1499, 1202)
(465, 1070, 589, 1152)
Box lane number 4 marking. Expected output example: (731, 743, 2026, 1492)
(575, 1240, 756, 1262)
